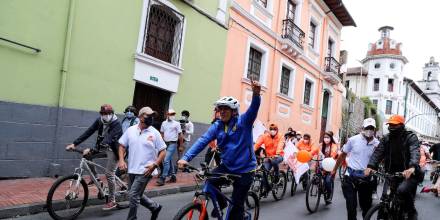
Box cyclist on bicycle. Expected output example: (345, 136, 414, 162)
(254, 123, 284, 193)
(365, 115, 422, 220)
(319, 131, 338, 204)
(65, 104, 122, 211)
(178, 80, 261, 220)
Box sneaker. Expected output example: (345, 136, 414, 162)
(325, 199, 332, 205)
(166, 175, 177, 183)
(151, 204, 162, 220)
(372, 193, 379, 200)
(102, 201, 117, 211)
(156, 177, 165, 186)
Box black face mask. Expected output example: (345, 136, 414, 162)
(388, 125, 404, 136)
(143, 116, 154, 127)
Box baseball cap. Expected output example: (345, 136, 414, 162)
(139, 106, 156, 116)
(387, 115, 405, 125)
(167, 109, 176, 115)
(99, 104, 114, 114)
(363, 118, 376, 128)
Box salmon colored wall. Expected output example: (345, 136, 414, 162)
(222, 0, 345, 142)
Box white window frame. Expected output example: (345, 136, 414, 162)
(135, 0, 186, 69)
(243, 37, 269, 86)
(286, 0, 303, 25)
(302, 74, 316, 107)
(250, 0, 274, 28)
(308, 19, 318, 50)
(278, 59, 296, 99)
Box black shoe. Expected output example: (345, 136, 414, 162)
(151, 205, 162, 220)
(156, 178, 165, 186)
(166, 175, 177, 183)
(407, 210, 418, 220)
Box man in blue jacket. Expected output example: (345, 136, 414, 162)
(178, 80, 261, 219)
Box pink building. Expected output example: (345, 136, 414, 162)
(221, 0, 355, 141)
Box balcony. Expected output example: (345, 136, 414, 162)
(323, 57, 342, 85)
(280, 19, 305, 58)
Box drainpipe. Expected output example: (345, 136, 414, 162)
(49, 0, 76, 176)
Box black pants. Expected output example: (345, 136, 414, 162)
(341, 175, 374, 220)
(396, 177, 418, 213)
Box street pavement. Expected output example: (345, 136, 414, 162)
(7, 179, 440, 220)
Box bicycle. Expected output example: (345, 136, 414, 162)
(173, 163, 259, 220)
(421, 160, 440, 197)
(305, 157, 333, 213)
(250, 157, 287, 200)
(287, 166, 310, 196)
(46, 148, 128, 220)
(364, 171, 409, 220)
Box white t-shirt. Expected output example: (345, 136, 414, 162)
(183, 121, 194, 142)
(119, 125, 166, 175)
(343, 134, 379, 170)
(160, 120, 182, 142)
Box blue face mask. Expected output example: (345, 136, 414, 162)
(125, 112, 135, 119)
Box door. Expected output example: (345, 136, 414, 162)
(320, 91, 330, 141)
(133, 82, 171, 130)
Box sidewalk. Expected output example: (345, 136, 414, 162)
(0, 173, 198, 219)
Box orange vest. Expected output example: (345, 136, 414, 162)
(296, 139, 319, 156)
(254, 133, 284, 157)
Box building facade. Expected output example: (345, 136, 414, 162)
(221, 0, 355, 142)
(0, 0, 229, 177)
(345, 27, 440, 141)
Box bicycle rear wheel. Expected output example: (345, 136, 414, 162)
(46, 175, 88, 220)
(305, 179, 321, 213)
(272, 171, 287, 201)
(364, 203, 391, 220)
(173, 202, 208, 220)
(290, 179, 297, 196)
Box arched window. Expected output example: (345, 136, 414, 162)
(428, 71, 432, 81)
(374, 63, 381, 69)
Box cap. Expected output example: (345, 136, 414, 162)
(100, 104, 114, 114)
(363, 118, 376, 128)
(387, 115, 405, 125)
(269, 123, 278, 130)
(139, 107, 156, 116)
(167, 109, 176, 115)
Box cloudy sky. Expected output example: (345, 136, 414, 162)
(341, 0, 440, 81)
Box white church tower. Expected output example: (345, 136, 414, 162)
(418, 57, 440, 108)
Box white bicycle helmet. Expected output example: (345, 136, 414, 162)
(214, 96, 240, 110)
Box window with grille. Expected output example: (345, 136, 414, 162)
(247, 48, 262, 82)
(345, 80, 350, 88)
(388, 79, 394, 92)
(303, 80, 313, 105)
(280, 67, 291, 95)
(256, 0, 268, 8)
(287, 0, 296, 20)
(386, 100, 392, 114)
(309, 22, 316, 48)
(143, 3, 184, 65)
(372, 99, 378, 107)
(374, 78, 380, 91)
(327, 39, 334, 57)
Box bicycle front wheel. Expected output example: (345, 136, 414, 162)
(245, 191, 260, 220)
(272, 171, 287, 201)
(46, 175, 88, 220)
(173, 202, 208, 220)
(305, 179, 321, 213)
(290, 179, 297, 196)
(364, 203, 390, 220)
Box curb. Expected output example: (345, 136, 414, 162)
(0, 184, 198, 219)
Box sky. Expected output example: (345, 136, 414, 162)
(341, 0, 440, 81)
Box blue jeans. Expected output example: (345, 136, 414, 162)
(262, 156, 283, 190)
(161, 142, 177, 179)
(323, 173, 334, 199)
(127, 174, 159, 220)
(208, 164, 254, 220)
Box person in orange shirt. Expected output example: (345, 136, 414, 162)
(254, 124, 284, 185)
(319, 131, 338, 204)
(296, 133, 318, 156)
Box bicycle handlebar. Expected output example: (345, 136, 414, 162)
(371, 170, 404, 179)
(181, 164, 241, 180)
(66, 148, 84, 154)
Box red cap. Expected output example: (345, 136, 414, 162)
(100, 104, 114, 114)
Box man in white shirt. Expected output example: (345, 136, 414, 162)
(118, 106, 166, 220)
(178, 110, 194, 159)
(157, 109, 183, 186)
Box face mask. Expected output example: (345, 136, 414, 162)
(388, 126, 404, 135)
(125, 112, 134, 119)
(323, 137, 331, 144)
(363, 130, 375, 138)
(270, 130, 277, 136)
(303, 140, 310, 144)
(168, 116, 175, 121)
(296, 136, 301, 141)
(101, 114, 112, 123)
(143, 116, 154, 127)
(181, 116, 188, 120)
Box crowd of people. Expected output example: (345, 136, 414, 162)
(63, 79, 440, 220)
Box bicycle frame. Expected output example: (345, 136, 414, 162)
(73, 158, 127, 198)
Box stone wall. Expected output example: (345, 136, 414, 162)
(340, 91, 365, 144)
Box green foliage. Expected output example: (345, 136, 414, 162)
(361, 97, 381, 128)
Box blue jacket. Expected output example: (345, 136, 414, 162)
(182, 95, 261, 173)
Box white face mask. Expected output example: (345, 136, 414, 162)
(303, 139, 310, 144)
(323, 137, 331, 144)
(363, 130, 375, 138)
(270, 130, 277, 136)
(102, 114, 112, 122)
(168, 116, 175, 121)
